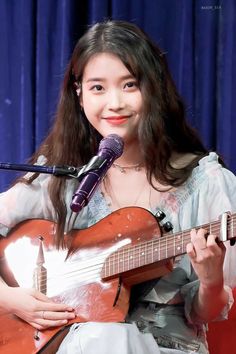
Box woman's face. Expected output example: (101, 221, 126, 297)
(80, 52, 143, 143)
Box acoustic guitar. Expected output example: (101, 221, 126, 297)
(0, 207, 234, 353)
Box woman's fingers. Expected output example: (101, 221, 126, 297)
(187, 228, 223, 259)
(27, 305, 76, 329)
(28, 288, 74, 312)
(186, 228, 225, 287)
(37, 309, 75, 321)
(29, 317, 70, 330)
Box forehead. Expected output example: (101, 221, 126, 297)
(82, 52, 133, 80)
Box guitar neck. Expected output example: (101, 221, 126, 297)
(102, 212, 236, 279)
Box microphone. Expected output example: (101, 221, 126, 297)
(70, 134, 124, 213)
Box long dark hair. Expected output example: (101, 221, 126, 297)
(22, 20, 207, 247)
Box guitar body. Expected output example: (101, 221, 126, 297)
(0, 207, 169, 354)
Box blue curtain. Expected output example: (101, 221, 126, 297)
(0, 0, 235, 191)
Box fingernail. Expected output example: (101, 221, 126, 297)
(67, 307, 74, 311)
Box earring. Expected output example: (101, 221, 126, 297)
(74, 82, 81, 96)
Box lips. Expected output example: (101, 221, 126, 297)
(103, 116, 129, 125)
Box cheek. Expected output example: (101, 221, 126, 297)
(131, 92, 143, 111)
(82, 95, 100, 119)
(82, 92, 103, 108)
(83, 106, 95, 126)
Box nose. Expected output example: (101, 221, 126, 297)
(107, 89, 125, 110)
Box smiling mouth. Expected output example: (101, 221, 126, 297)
(103, 116, 130, 125)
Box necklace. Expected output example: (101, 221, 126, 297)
(103, 176, 151, 209)
(112, 162, 142, 173)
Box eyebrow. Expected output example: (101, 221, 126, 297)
(85, 74, 135, 83)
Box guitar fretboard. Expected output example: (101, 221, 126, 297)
(102, 214, 235, 279)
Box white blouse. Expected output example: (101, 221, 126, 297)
(1, 152, 236, 354)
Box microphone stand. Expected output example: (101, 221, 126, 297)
(0, 156, 109, 215)
(0, 156, 108, 181)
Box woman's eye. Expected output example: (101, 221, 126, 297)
(124, 81, 138, 89)
(91, 84, 103, 91)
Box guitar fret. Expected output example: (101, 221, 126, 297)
(121, 249, 124, 272)
(116, 250, 119, 275)
(130, 248, 134, 270)
(123, 248, 127, 272)
(111, 253, 115, 276)
(134, 245, 140, 270)
(141, 246, 146, 265)
(152, 239, 160, 263)
(141, 244, 145, 266)
(127, 246, 130, 272)
(121, 250, 124, 272)
(154, 240, 159, 261)
(102, 211, 236, 280)
(151, 240, 154, 264)
(175, 234, 182, 254)
(165, 236, 168, 259)
(138, 244, 142, 267)
(140, 243, 145, 266)
(145, 242, 148, 265)
(123, 250, 127, 272)
(124, 247, 129, 272)
(119, 248, 124, 273)
(168, 234, 173, 258)
(168, 235, 171, 258)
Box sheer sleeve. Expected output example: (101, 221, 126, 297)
(0, 171, 53, 236)
(160, 152, 236, 288)
(0, 156, 89, 236)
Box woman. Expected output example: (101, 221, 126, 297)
(0, 20, 236, 354)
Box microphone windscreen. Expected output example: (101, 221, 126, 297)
(99, 134, 124, 158)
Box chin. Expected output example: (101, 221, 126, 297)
(97, 126, 138, 143)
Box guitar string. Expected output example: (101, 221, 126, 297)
(34, 220, 231, 285)
(32, 221, 233, 293)
(34, 219, 232, 282)
(35, 246, 226, 294)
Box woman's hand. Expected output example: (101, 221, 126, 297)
(186, 228, 225, 288)
(186, 228, 229, 322)
(0, 285, 75, 330)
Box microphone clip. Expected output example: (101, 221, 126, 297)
(0, 157, 107, 180)
(76, 156, 107, 181)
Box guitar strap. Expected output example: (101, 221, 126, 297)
(37, 324, 72, 354)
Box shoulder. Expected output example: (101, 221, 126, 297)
(171, 151, 232, 180)
(166, 152, 236, 213)
(193, 152, 235, 183)
(162, 152, 236, 232)
(181, 152, 236, 194)
(179, 152, 236, 217)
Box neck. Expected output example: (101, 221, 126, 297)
(115, 139, 144, 166)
